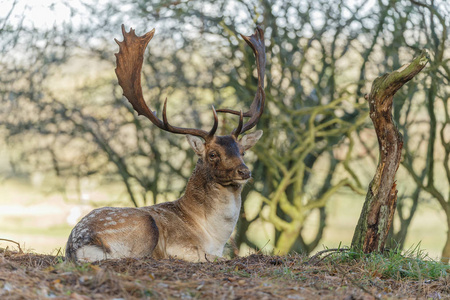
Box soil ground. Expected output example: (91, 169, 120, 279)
(0, 248, 449, 299)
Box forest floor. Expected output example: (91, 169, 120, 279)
(0, 247, 449, 299)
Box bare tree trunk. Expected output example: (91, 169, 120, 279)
(351, 51, 428, 253)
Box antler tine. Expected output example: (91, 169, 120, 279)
(208, 106, 219, 138)
(115, 25, 216, 141)
(217, 26, 266, 135)
(162, 98, 170, 129)
(232, 111, 244, 138)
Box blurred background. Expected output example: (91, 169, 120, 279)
(0, 0, 449, 261)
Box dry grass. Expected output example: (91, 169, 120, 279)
(0, 247, 449, 299)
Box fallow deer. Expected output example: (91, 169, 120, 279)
(65, 25, 266, 262)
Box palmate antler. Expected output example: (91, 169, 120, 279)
(217, 26, 266, 138)
(114, 25, 265, 140)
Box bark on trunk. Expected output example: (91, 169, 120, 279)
(351, 51, 428, 253)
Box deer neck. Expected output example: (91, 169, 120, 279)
(179, 159, 242, 248)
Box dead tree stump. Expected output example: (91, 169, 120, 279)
(351, 51, 429, 253)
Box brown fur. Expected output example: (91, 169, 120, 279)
(65, 133, 262, 262)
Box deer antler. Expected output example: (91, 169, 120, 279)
(217, 26, 266, 137)
(115, 25, 218, 140)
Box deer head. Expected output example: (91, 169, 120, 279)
(114, 25, 265, 186)
(186, 131, 263, 187)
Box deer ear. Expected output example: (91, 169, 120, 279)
(186, 135, 205, 157)
(239, 130, 263, 151)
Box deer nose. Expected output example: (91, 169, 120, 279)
(237, 165, 251, 179)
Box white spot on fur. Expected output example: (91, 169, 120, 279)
(105, 217, 112, 221)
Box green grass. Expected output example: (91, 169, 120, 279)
(327, 244, 450, 280)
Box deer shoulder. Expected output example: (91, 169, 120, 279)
(65, 25, 266, 262)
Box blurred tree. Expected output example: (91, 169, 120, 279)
(0, 0, 212, 206)
(397, 0, 450, 263)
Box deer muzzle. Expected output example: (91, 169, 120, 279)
(236, 164, 251, 180)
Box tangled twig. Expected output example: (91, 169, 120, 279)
(0, 238, 23, 254)
(307, 248, 350, 266)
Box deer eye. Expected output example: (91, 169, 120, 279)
(242, 151, 246, 156)
(208, 152, 218, 160)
